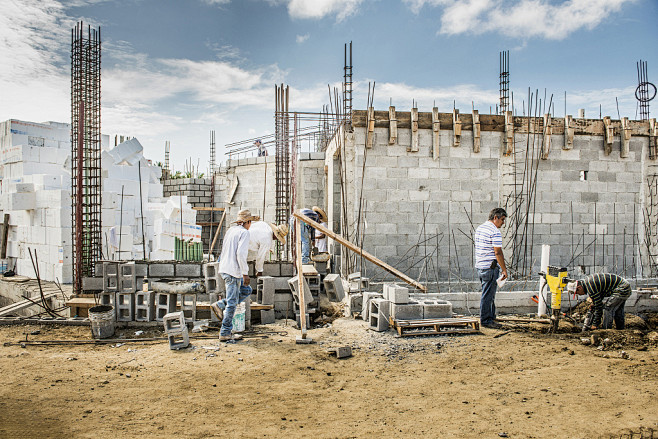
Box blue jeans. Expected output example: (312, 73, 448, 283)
(301, 223, 312, 264)
(478, 266, 500, 325)
(218, 274, 252, 336)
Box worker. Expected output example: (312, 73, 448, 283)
(247, 221, 289, 277)
(312, 206, 328, 253)
(296, 208, 319, 264)
(567, 273, 632, 330)
(474, 207, 508, 329)
(211, 209, 259, 342)
(255, 139, 268, 157)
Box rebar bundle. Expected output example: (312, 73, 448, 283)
(343, 42, 353, 125)
(209, 130, 216, 177)
(164, 140, 170, 177)
(499, 50, 510, 114)
(71, 21, 102, 294)
(275, 84, 290, 260)
(636, 60, 653, 121)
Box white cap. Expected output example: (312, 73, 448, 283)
(566, 281, 578, 293)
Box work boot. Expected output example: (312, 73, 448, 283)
(220, 333, 243, 342)
(482, 322, 503, 329)
(210, 301, 224, 320)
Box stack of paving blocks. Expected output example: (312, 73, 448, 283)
(256, 276, 276, 324)
(163, 311, 189, 350)
(369, 298, 391, 332)
(323, 274, 345, 302)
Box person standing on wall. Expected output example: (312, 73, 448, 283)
(474, 207, 508, 329)
(312, 206, 328, 253)
(211, 209, 259, 342)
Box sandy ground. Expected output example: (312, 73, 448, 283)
(0, 316, 657, 439)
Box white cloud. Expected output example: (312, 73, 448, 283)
(202, 0, 230, 5)
(405, 0, 634, 40)
(288, 0, 363, 21)
(296, 33, 310, 43)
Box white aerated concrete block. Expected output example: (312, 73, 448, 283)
(383, 283, 409, 304)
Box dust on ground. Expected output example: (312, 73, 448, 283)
(0, 315, 657, 439)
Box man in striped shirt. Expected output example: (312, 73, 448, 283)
(567, 273, 632, 330)
(474, 208, 508, 328)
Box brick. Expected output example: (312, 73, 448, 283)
(383, 283, 409, 304)
(391, 302, 423, 320)
(260, 309, 275, 324)
(323, 274, 345, 302)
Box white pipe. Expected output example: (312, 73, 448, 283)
(538, 244, 550, 317)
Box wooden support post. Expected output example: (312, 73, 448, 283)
(504, 110, 514, 156)
(208, 209, 227, 257)
(295, 219, 308, 337)
(366, 106, 375, 149)
(409, 107, 419, 152)
(0, 214, 8, 259)
(432, 107, 440, 160)
(388, 106, 397, 145)
(292, 210, 427, 292)
(564, 114, 574, 150)
(541, 113, 552, 160)
(452, 109, 461, 147)
(649, 118, 658, 160)
(603, 116, 613, 155)
(472, 109, 480, 153)
(620, 117, 631, 158)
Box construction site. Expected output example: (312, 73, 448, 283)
(1, 21, 658, 439)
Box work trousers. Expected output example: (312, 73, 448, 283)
(601, 295, 628, 329)
(301, 223, 312, 264)
(478, 266, 500, 326)
(218, 274, 252, 336)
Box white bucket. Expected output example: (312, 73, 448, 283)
(232, 302, 245, 333)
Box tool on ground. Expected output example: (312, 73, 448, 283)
(538, 266, 574, 333)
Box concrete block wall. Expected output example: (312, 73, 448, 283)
(328, 112, 652, 283)
(162, 177, 214, 250)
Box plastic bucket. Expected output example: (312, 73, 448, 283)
(232, 302, 245, 333)
(88, 305, 116, 339)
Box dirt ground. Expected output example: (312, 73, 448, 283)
(0, 315, 657, 439)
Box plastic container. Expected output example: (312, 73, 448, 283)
(88, 305, 116, 339)
(232, 302, 245, 333)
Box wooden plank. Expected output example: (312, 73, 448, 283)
(226, 177, 239, 205)
(410, 107, 419, 152)
(388, 106, 397, 145)
(472, 110, 480, 153)
(192, 207, 225, 211)
(432, 107, 440, 160)
(295, 218, 308, 338)
(0, 213, 8, 259)
(452, 109, 461, 147)
(293, 210, 427, 292)
(208, 209, 227, 256)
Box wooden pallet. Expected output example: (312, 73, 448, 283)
(389, 316, 480, 337)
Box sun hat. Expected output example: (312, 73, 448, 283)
(233, 209, 260, 224)
(312, 206, 328, 223)
(269, 223, 289, 244)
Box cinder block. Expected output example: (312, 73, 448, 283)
(82, 276, 103, 291)
(208, 293, 220, 322)
(295, 312, 311, 329)
(391, 302, 424, 320)
(163, 311, 186, 334)
(155, 293, 177, 321)
(149, 263, 175, 277)
(262, 262, 280, 277)
(348, 272, 370, 291)
(323, 273, 345, 302)
(361, 292, 383, 321)
(103, 261, 119, 292)
(179, 293, 197, 322)
(335, 346, 352, 358)
(288, 276, 314, 306)
(119, 262, 137, 293)
(422, 300, 453, 319)
(369, 298, 390, 332)
(260, 309, 275, 324)
(134, 262, 148, 277)
(167, 327, 190, 350)
(280, 263, 294, 277)
(314, 260, 328, 274)
(175, 262, 202, 278)
(383, 283, 409, 304)
(346, 293, 363, 317)
(115, 292, 135, 322)
(99, 292, 114, 307)
(257, 276, 276, 305)
(135, 291, 155, 322)
(202, 262, 219, 278)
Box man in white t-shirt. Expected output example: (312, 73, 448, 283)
(247, 221, 288, 276)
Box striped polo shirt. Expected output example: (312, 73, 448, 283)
(474, 221, 502, 270)
(581, 273, 631, 309)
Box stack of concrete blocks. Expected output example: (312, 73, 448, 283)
(114, 262, 136, 322)
(256, 276, 276, 324)
(322, 274, 345, 302)
(203, 262, 224, 323)
(162, 178, 213, 249)
(383, 284, 423, 321)
(347, 272, 370, 292)
(369, 298, 391, 331)
(103, 261, 119, 293)
(155, 292, 177, 321)
(135, 290, 155, 322)
(361, 292, 383, 321)
(306, 273, 321, 301)
(163, 311, 189, 350)
(287, 276, 314, 328)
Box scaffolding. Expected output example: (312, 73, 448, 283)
(499, 50, 510, 114)
(71, 21, 102, 293)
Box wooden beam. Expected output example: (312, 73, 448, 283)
(388, 106, 397, 145)
(563, 114, 574, 150)
(603, 116, 613, 155)
(208, 209, 227, 257)
(620, 117, 631, 158)
(292, 210, 427, 292)
(0, 214, 8, 259)
(410, 107, 419, 152)
(366, 106, 375, 149)
(472, 109, 480, 153)
(541, 113, 552, 160)
(295, 218, 308, 338)
(452, 109, 461, 147)
(432, 107, 440, 160)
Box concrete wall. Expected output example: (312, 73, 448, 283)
(327, 112, 653, 284)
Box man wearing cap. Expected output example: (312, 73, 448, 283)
(247, 221, 289, 277)
(567, 273, 632, 330)
(312, 206, 328, 253)
(211, 209, 259, 342)
(474, 207, 508, 329)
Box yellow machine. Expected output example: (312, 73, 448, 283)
(539, 265, 573, 333)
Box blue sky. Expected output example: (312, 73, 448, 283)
(0, 0, 656, 172)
